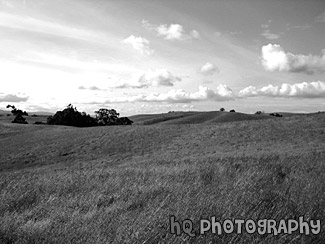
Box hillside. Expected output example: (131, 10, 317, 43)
(0, 112, 325, 243)
(129, 111, 276, 125)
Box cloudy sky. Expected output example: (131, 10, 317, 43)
(1, 0, 325, 115)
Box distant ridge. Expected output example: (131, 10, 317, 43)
(0, 109, 53, 116)
(129, 111, 275, 125)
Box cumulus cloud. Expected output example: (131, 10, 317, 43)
(106, 85, 233, 103)
(0, 94, 28, 102)
(138, 69, 181, 87)
(157, 24, 200, 40)
(262, 44, 325, 74)
(238, 81, 325, 98)
(199, 62, 219, 75)
(112, 69, 181, 89)
(142, 20, 199, 40)
(122, 35, 153, 55)
(315, 10, 325, 23)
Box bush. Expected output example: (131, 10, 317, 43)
(220, 108, 225, 112)
(229, 109, 236, 112)
(270, 113, 283, 117)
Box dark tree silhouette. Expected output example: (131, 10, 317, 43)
(7, 104, 28, 124)
(229, 109, 236, 112)
(7, 105, 28, 116)
(270, 113, 283, 117)
(47, 105, 133, 127)
(220, 108, 225, 112)
(47, 104, 98, 127)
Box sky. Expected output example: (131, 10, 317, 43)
(0, 0, 325, 116)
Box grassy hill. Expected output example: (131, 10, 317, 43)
(0, 112, 324, 243)
(129, 111, 275, 125)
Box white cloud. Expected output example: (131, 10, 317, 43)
(0, 12, 106, 43)
(111, 69, 181, 89)
(138, 69, 181, 87)
(239, 81, 325, 98)
(0, 94, 28, 102)
(315, 10, 325, 23)
(199, 62, 219, 75)
(122, 35, 153, 55)
(78, 86, 101, 90)
(106, 85, 233, 103)
(142, 20, 199, 40)
(261, 44, 325, 74)
(261, 30, 280, 40)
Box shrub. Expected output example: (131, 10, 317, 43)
(229, 109, 236, 112)
(270, 113, 283, 117)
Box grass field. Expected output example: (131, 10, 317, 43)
(0, 112, 324, 243)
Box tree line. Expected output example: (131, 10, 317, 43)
(6, 104, 133, 127)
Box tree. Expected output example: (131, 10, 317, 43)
(7, 105, 28, 116)
(12, 114, 28, 124)
(220, 108, 225, 112)
(47, 105, 133, 127)
(7, 104, 28, 124)
(229, 109, 236, 112)
(47, 104, 97, 127)
(94, 108, 120, 125)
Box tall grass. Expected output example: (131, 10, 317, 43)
(0, 113, 324, 243)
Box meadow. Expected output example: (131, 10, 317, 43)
(0, 112, 324, 243)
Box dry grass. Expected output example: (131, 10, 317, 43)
(0, 113, 324, 243)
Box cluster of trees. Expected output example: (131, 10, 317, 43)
(47, 104, 98, 127)
(47, 104, 133, 127)
(6, 104, 133, 127)
(6, 105, 29, 124)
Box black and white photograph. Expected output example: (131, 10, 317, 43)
(0, 0, 324, 243)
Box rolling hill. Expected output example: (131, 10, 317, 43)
(0, 111, 324, 243)
(130, 111, 278, 125)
